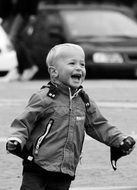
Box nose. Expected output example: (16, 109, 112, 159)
(75, 63, 82, 70)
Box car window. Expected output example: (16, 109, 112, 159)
(61, 10, 137, 37)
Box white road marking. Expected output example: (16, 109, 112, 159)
(70, 186, 137, 190)
(83, 80, 137, 89)
(1, 99, 137, 109)
(0, 99, 26, 106)
(97, 102, 137, 109)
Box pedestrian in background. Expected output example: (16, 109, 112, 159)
(0, 0, 40, 82)
(6, 43, 135, 190)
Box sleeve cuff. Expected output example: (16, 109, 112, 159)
(8, 137, 22, 144)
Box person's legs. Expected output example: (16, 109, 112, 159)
(46, 180, 71, 190)
(20, 169, 72, 190)
(20, 171, 46, 190)
(45, 172, 72, 190)
(16, 41, 38, 80)
(20, 171, 72, 190)
(15, 41, 38, 72)
(21, 160, 73, 190)
(20, 65, 38, 81)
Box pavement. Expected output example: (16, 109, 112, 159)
(70, 187, 137, 190)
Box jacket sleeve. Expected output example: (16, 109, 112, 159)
(8, 92, 45, 149)
(85, 100, 126, 147)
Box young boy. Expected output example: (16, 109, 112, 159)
(6, 43, 135, 190)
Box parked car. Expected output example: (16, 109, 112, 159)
(0, 20, 18, 76)
(21, 4, 137, 78)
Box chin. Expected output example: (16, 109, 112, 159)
(69, 81, 82, 89)
(70, 84, 80, 89)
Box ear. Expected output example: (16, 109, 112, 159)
(48, 66, 58, 78)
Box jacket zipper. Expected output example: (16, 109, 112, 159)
(69, 88, 73, 111)
(61, 88, 82, 170)
(35, 119, 54, 155)
(69, 88, 82, 110)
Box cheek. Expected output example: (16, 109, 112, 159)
(59, 68, 70, 77)
(58, 70, 69, 81)
(83, 68, 86, 77)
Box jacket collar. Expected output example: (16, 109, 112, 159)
(48, 81, 83, 97)
(47, 81, 90, 109)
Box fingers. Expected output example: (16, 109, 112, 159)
(120, 136, 136, 155)
(6, 140, 20, 152)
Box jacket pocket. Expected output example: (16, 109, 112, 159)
(34, 119, 54, 155)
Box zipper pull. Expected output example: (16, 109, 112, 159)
(79, 154, 83, 165)
(35, 144, 40, 155)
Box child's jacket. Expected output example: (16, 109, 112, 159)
(8, 81, 125, 177)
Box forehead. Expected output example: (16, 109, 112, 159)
(57, 46, 85, 60)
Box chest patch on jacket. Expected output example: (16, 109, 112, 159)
(76, 116, 85, 121)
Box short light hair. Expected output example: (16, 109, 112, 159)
(46, 43, 85, 68)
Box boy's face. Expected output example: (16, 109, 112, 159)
(54, 47, 86, 89)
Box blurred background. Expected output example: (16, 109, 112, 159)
(1, 0, 137, 81)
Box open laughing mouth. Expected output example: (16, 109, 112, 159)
(71, 73, 82, 81)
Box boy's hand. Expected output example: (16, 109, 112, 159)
(110, 136, 136, 170)
(6, 140, 21, 155)
(120, 136, 136, 155)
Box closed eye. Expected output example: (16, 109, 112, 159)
(69, 62, 75, 65)
(80, 62, 85, 67)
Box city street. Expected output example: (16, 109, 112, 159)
(0, 79, 137, 190)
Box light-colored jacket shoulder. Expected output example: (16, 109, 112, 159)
(28, 87, 51, 108)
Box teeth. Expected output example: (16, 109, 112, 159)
(71, 75, 81, 81)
